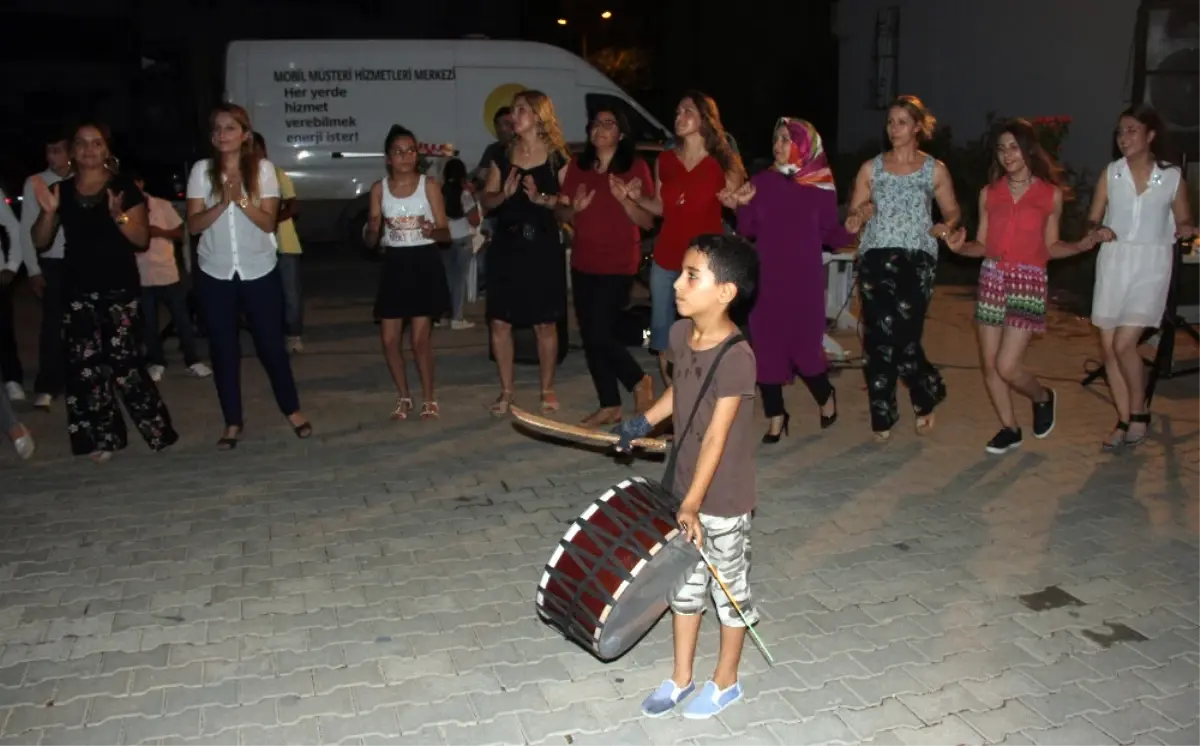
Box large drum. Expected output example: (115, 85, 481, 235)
(536, 477, 700, 660)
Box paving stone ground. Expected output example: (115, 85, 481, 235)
(2, 259, 1197, 745)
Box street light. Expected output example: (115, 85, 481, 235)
(556, 18, 568, 25)
(601, 10, 612, 19)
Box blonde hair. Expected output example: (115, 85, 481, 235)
(889, 95, 937, 141)
(510, 90, 571, 164)
(206, 103, 264, 201)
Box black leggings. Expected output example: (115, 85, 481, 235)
(759, 374, 834, 418)
(571, 270, 646, 408)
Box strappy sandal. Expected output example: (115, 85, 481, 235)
(540, 390, 560, 415)
(1125, 413, 1150, 448)
(490, 391, 514, 416)
(915, 412, 936, 436)
(90, 450, 113, 463)
(874, 430, 892, 443)
(1102, 421, 1129, 452)
(391, 396, 414, 421)
(420, 401, 440, 420)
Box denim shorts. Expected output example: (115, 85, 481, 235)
(649, 262, 681, 353)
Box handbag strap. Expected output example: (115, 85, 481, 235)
(663, 333, 746, 486)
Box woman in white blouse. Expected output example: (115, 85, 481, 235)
(186, 103, 312, 449)
(1089, 104, 1196, 450)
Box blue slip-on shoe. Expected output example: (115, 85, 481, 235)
(640, 679, 695, 717)
(682, 680, 744, 719)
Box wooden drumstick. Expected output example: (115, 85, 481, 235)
(509, 406, 668, 453)
(696, 546, 775, 667)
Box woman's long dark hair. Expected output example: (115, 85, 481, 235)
(383, 124, 416, 177)
(680, 90, 746, 180)
(441, 158, 467, 220)
(1118, 104, 1175, 168)
(578, 108, 636, 174)
(988, 118, 1068, 198)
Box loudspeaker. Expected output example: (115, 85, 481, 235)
(1132, 0, 1199, 160)
(488, 320, 570, 365)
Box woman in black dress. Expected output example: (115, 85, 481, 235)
(30, 122, 177, 462)
(479, 89, 570, 415)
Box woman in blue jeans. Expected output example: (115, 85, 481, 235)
(626, 92, 745, 383)
(186, 103, 312, 449)
(439, 158, 480, 329)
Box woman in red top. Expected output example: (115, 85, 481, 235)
(558, 107, 657, 426)
(627, 91, 746, 383)
(947, 119, 1101, 455)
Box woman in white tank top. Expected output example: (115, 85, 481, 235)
(365, 125, 452, 420)
(1087, 105, 1196, 450)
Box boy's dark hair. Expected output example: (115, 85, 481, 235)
(493, 107, 511, 126)
(690, 233, 759, 313)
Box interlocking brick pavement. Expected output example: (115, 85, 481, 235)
(1, 262, 1197, 745)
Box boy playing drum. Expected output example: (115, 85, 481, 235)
(614, 233, 760, 719)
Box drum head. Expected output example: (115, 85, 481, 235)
(595, 535, 700, 660)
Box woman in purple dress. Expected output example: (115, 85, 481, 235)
(726, 118, 855, 442)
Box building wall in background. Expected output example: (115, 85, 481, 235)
(835, 0, 1139, 174)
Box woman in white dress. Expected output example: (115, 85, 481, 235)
(1089, 104, 1196, 450)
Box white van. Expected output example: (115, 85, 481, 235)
(225, 38, 670, 246)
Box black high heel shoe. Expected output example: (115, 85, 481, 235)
(820, 389, 838, 429)
(216, 426, 242, 451)
(762, 412, 790, 444)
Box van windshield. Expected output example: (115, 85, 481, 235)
(585, 93, 669, 144)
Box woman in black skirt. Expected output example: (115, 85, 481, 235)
(365, 125, 452, 420)
(478, 90, 570, 415)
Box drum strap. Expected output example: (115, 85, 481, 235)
(662, 333, 746, 495)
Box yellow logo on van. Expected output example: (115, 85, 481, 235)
(484, 83, 525, 136)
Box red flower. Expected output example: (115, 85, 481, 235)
(1032, 115, 1070, 129)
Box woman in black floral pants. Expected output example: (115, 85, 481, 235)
(843, 96, 961, 441)
(30, 122, 177, 462)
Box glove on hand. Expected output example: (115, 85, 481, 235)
(611, 414, 652, 453)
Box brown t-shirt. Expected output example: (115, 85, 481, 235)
(668, 319, 757, 517)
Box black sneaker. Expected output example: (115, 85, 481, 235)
(986, 427, 1023, 454)
(1032, 387, 1056, 439)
